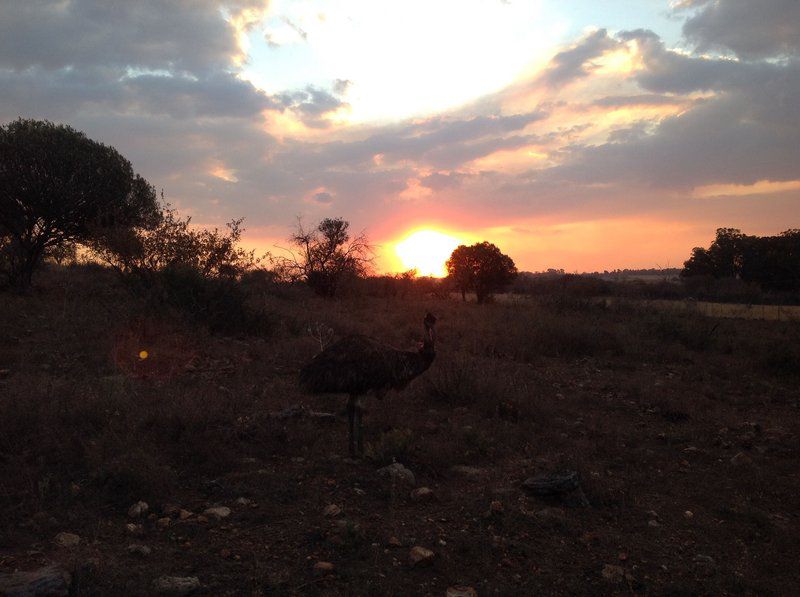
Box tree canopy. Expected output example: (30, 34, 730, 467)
(0, 118, 159, 289)
(446, 241, 517, 303)
(273, 217, 373, 297)
(682, 228, 800, 292)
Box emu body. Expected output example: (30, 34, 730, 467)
(299, 314, 436, 456)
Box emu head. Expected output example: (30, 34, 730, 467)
(422, 312, 437, 352)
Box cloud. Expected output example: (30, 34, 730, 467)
(543, 30, 800, 190)
(312, 191, 334, 204)
(274, 86, 350, 128)
(1, 0, 798, 267)
(591, 94, 687, 108)
(680, 0, 800, 60)
(0, 1, 267, 75)
(540, 29, 621, 87)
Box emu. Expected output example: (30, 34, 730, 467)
(299, 313, 437, 456)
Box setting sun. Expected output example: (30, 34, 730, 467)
(395, 229, 462, 277)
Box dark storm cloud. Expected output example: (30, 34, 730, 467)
(540, 29, 621, 87)
(680, 0, 800, 60)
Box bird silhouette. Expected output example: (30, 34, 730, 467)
(300, 313, 437, 456)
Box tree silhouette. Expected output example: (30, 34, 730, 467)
(274, 217, 372, 297)
(682, 228, 800, 292)
(446, 241, 517, 303)
(0, 119, 159, 289)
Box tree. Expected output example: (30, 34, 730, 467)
(0, 118, 159, 289)
(682, 228, 800, 292)
(446, 241, 517, 303)
(273, 217, 372, 297)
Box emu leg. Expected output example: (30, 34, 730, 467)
(346, 395, 356, 457)
(355, 402, 364, 455)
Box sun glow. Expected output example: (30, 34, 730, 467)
(395, 230, 462, 277)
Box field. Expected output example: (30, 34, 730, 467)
(1, 266, 800, 595)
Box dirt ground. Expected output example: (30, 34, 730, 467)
(1, 267, 799, 595)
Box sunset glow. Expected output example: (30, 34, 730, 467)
(395, 230, 462, 277)
(3, 1, 796, 273)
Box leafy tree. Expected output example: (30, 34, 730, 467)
(273, 217, 372, 297)
(446, 241, 517, 303)
(0, 118, 159, 289)
(682, 228, 800, 292)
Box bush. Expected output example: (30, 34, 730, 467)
(91, 205, 270, 334)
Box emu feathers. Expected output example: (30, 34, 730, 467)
(299, 334, 434, 396)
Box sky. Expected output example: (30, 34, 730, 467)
(1, 0, 798, 274)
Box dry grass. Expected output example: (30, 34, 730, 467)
(1, 265, 799, 595)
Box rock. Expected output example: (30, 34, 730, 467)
(387, 536, 402, 547)
(489, 500, 504, 514)
(408, 546, 435, 567)
(126, 523, 144, 535)
(323, 504, 342, 517)
(235, 497, 253, 506)
(410, 487, 434, 502)
(446, 587, 478, 597)
(162, 504, 181, 517)
(196, 515, 209, 524)
(157, 517, 171, 529)
(128, 501, 149, 518)
(693, 554, 715, 565)
(377, 463, 416, 487)
(153, 575, 201, 594)
(730, 452, 753, 466)
(203, 506, 231, 520)
(684, 510, 694, 519)
(313, 561, 335, 575)
(648, 519, 660, 527)
(179, 509, 193, 520)
(54, 532, 80, 548)
(0, 369, 10, 379)
(601, 564, 629, 583)
(522, 470, 580, 496)
(127, 544, 152, 557)
(450, 465, 483, 478)
(0, 564, 71, 596)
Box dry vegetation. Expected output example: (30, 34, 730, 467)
(1, 265, 799, 595)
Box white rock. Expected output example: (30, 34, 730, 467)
(54, 532, 80, 548)
(408, 546, 435, 566)
(127, 501, 149, 518)
(410, 487, 434, 501)
(203, 506, 231, 520)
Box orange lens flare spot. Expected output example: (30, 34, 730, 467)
(139, 350, 149, 360)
